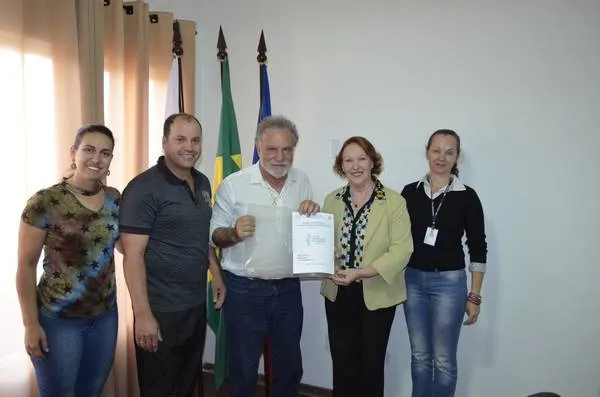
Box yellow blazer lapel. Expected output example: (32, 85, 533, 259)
(364, 199, 385, 248)
(329, 195, 346, 249)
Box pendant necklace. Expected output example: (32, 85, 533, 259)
(62, 178, 103, 196)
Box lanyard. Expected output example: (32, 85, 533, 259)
(430, 182, 451, 228)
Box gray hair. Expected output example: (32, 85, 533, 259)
(255, 115, 299, 146)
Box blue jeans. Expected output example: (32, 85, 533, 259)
(403, 267, 467, 397)
(224, 271, 303, 397)
(32, 306, 118, 397)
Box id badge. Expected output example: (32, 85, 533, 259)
(424, 227, 438, 246)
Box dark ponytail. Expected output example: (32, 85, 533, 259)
(450, 162, 459, 177)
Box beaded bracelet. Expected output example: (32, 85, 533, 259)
(467, 292, 482, 306)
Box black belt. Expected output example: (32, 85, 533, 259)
(248, 276, 295, 285)
(409, 265, 464, 272)
(224, 270, 294, 284)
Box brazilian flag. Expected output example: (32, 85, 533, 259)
(208, 55, 241, 390)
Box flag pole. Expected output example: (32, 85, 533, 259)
(208, 25, 230, 394)
(172, 20, 203, 395)
(257, 30, 273, 397)
(217, 26, 227, 80)
(253, 30, 271, 164)
(257, 30, 267, 107)
(172, 20, 185, 113)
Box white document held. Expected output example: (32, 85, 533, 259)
(292, 212, 335, 276)
(242, 204, 294, 279)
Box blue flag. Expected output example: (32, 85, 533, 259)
(252, 63, 271, 164)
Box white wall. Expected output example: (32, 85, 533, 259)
(148, 1, 600, 396)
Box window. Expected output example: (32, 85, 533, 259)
(0, 48, 56, 378)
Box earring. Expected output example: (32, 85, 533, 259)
(70, 162, 76, 170)
(106, 169, 110, 176)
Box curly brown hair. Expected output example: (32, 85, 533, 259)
(333, 136, 383, 177)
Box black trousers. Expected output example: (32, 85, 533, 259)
(135, 305, 206, 397)
(325, 282, 397, 397)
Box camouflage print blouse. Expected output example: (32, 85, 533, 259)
(21, 182, 120, 318)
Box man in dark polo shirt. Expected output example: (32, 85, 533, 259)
(119, 113, 226, 397)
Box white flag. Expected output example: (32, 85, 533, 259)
(165, 56, 181, 118)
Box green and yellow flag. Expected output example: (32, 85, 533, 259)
(208, 54, 241, 391)
(213, 56, 242, 192)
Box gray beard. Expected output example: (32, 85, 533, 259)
(263, 165, 289, 179)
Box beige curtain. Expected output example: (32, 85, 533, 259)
(0, 0, 196, 396)
(0, 0, 83, 395)
(0, 0, 86, 176)
(179, 20, 197, 115)
(103, 2, 149, 395)
(147, 11, 174, 163)
(77, 0, 105, 124)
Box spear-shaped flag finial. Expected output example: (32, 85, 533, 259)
(217, 26, 227, 61)
(257, 30, 267, 64)
(172, 20, 184, 57)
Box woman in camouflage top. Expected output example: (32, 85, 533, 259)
(16, 124, 120, 397)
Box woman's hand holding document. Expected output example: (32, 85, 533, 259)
(292, 211, 335, 276)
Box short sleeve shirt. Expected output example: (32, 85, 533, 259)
(210, 163, 313, 277)
(119, 157, 213, 312)
(21, 182, 120, 318)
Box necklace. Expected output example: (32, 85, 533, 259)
(259, 166, 287, 207)
(351, 183, 375, 209)
(266, 185, 281, 207)
(263, 177, 286, 207)
(63, 178, 103, 196)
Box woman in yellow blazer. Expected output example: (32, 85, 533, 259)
(321, 136, 413, 397)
